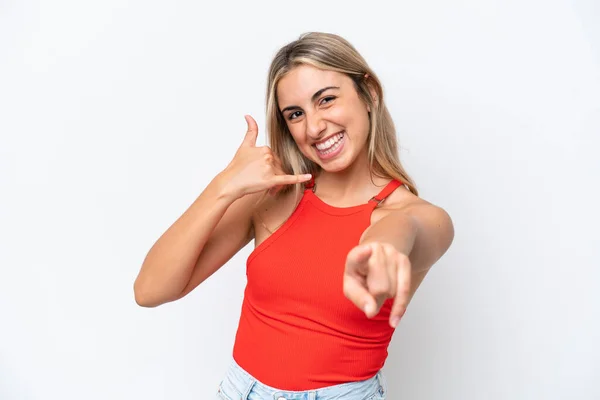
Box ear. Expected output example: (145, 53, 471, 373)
(364, 76, 378, 112)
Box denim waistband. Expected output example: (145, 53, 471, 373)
(217, 358, 387, 400)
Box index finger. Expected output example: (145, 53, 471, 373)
(343, 274, 377, 318)
(271, 173, 312, 186)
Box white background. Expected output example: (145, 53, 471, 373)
(1, 1, 599, 399)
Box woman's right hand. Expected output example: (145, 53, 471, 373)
(220, 115, 312, 199)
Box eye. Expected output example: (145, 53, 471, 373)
(288, 110, 303, 120)
(320, 96, 336, 105)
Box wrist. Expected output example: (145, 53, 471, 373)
(213, 169, 243, 203)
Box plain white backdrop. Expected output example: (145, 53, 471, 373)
(1, 0, 599, 399)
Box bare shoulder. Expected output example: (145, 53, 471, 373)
(372, 183, 454, 240)
(371, 184, 433, 224)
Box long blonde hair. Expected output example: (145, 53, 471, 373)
(265, 32, 418, 196)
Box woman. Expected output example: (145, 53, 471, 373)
(134, 32, 454, 399)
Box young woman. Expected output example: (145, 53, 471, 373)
(134, 32, 454, 399)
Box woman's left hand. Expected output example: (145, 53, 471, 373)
(343, 241, 412, 328)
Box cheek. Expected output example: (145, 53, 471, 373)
(327, 105, 346, 121)
(287, 126, 305, 145)
(333, 100, 368, 127)
(339, 109, 370, 138)
(352, 102, 371, 131)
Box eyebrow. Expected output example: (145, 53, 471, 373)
(280, 86, 340, 114)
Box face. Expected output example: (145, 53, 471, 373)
(276, 64, 372, 172)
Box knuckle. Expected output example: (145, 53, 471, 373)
(398, 285, 410, 297)
(370, 281, 389, 296)
(367, 257, 383, 271)
(382, 242, 394, 250)
(382, 243, 396, 255)
(396, 251, 409, 262)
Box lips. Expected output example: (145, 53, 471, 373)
(313, 131, 345, 150)
(313, 131, 346, 160)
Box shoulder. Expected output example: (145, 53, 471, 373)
(371, 183, 426, 224)
(372, 183, 454, 241)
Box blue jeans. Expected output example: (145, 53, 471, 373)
(216, 358, 387, 400)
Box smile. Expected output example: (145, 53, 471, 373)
(314, 132, 344, 153)
(313, 131, 346, 160)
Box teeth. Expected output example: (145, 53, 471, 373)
(315, 132, 344, 151)
(320, 139, 342, 155)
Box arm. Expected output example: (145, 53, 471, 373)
(133, 115, 311, 308)
(344, 202, 454, 327)
(360, 203, 454, 273)
(133, 173, 258, 308)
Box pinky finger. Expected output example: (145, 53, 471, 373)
(389, 255, 411, 328)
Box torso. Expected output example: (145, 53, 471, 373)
(233, 178, 431, 389)
(251, 180, 431, 304)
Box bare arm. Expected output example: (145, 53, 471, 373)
(345, 199, 454, 327)
(133, 173, 258, 308)
(133, 115, 311, 308)
(360, 203, 454, 273)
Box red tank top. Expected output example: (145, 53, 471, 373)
(232, 178, 403, 390)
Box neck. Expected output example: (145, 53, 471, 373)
(315, 148, 390, 201)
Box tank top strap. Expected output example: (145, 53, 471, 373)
(368, 179, 403, 207)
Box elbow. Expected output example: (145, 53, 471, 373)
(134, 295, 157, 309)
(134, 286, 157, 308)
(133, 279, 165, 308)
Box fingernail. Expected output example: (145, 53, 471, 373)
(390, 316, 400, 328)
(364, 302, 375, 316)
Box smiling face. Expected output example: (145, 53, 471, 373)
(276, 64, 372, 173)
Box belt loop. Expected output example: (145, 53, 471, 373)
(241, 378, 256, 400)
(376, 371, 387, 395)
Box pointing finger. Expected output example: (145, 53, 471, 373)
(343, 273, 377, 318)
(345, 244, 372, 275)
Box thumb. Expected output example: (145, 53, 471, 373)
(242, 115, 259, 147)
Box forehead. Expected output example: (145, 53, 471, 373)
(276, 65, 348, 106)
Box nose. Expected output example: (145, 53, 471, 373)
(305, 111, 326, 140)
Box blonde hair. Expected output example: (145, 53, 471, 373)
(265, 32, 418, 196)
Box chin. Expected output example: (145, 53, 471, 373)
(313, 152, 354, 173)
(319, 160, 349, 173)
